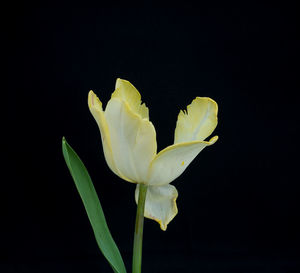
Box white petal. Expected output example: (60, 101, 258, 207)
(147, 136, 218, 186)
(175, 97, 218, 143)
(135, 184, 178, 231)
(105, 97, 156, 183)
(88, 91, 130, 181)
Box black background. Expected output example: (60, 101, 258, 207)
(4, 2, 299, 273)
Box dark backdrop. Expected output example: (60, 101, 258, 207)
(4, 3, 299, 273)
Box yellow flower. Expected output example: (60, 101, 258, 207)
(88, 79, 218, 230)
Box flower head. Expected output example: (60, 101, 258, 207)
(88, 79, 218, 230)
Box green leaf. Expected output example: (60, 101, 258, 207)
(62, 137, 127, 273)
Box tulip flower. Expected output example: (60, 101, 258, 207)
(88, 79, 218, 231)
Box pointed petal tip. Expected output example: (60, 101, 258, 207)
(88, 90, 95, 107)
(153, 216, 170, 231)
(159, 220, 167, 231)
(88, 90, 95, 98)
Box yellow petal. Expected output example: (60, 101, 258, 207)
(147, 136, 218, 186)
(111, 78, 149, 119)
(135, 184, 178, 231)
(174, 97, 218, 143)
(104, 97, 156, 183)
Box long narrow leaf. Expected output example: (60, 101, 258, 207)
(62, 137, 127, 273)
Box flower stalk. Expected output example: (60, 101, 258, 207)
(132, 184, 148, 273)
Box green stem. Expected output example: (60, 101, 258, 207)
(132, 184, 148, 273)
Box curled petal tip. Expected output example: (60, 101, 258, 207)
(209, 135, 219, 144)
